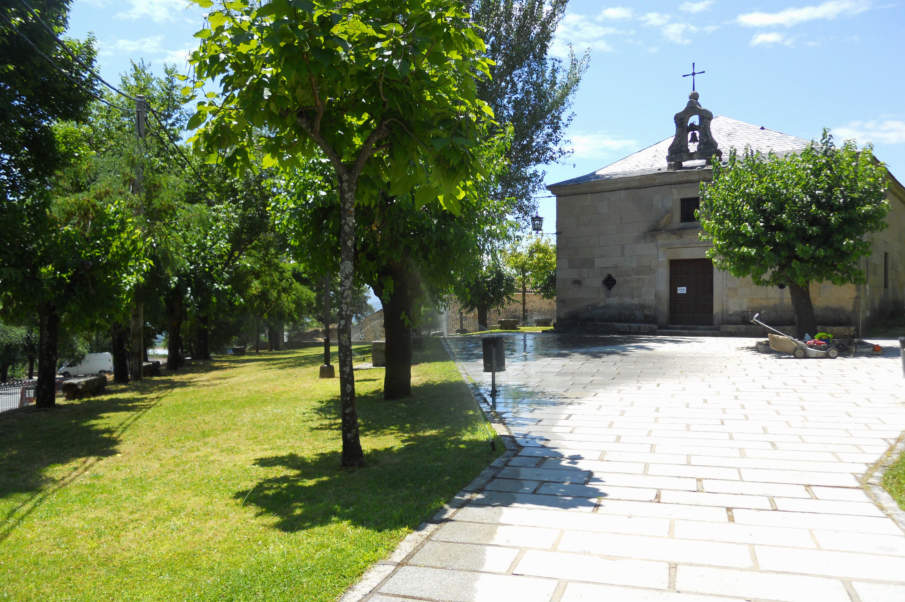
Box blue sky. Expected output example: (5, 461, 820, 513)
(67, 0, 905, 231)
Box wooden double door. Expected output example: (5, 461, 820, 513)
(669, 258, 713, 325)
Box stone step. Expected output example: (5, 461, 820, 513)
(658, 325, 723, 336)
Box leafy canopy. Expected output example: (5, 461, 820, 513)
(505, 237, 556, 299)
(467, 0, 588, 218)
(698, 131, 889, 289)
(187, 0, 496, 212)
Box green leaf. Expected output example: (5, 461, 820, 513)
(208, 12, 228, 30)
(186, 112, 206, 130)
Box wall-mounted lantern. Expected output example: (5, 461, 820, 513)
(531, 214, 544, 234)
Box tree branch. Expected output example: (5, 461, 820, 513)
(296, 112, 344, 175)
(351, 121, 389, 181)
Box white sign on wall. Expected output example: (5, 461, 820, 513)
(677, 287, 687, 294)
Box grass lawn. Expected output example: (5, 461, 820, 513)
(883, 448, 905, 512)
(463, 326, 554, 335)
(0, 340, 501, 600)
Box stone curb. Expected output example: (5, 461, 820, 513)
(862, 429, 905, 534)
(337, 338, 520, 601)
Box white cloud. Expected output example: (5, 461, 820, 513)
(680, 1, 715, 13)
(99, 37, 192, 69)
(100, 36, 165, 57)
(737, 0, 870, 27)
(750, 32, 794, 46)
(598, 7, 633, 20)
(569, 132, 638, 159)
(162, 47, 194, 66)
(115, 0, 195, 24)
(638, 13, 703, 44)
(551, 13, 625, 58)
(832, 120, 905, 145)
(641, 12, 671, 27)
(662, 23, 698, 44)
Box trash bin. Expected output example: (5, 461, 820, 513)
(372, 341, 386, 367)
(482, 336, 505, 373)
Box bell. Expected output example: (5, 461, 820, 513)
(689, 130, 699, 143)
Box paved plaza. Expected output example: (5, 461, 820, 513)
(346, 334, 905, 602)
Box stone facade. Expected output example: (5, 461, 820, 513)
(550, 103, 905, 335)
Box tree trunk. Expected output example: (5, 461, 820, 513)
(377, 267, 413, 400)
(322, 276, 332, 367)
(338, 173, 363, 467)
(521, 275, 527, 324)
(27, 354, 35, 379)
(165, 291, 183, 371)
(111, 323, 130, 383)
(0, 362, 9, 383)
(477, 305, 489, 331)
(36, 305, 59, 408)
(268, 323, 280, 351)
(129, 299, 143, 381)
(195, 317, 211, 361)
(789, 283, 817, 339)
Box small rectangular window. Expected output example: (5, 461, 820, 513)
(884, 252, 889, 290)
(680, 197, 700, 223)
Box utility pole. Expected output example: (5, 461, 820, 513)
(130, 95, 148, 382)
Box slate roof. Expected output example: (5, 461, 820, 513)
(550, 116, 811, 188)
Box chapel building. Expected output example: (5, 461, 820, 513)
(548, 92, 905, 334)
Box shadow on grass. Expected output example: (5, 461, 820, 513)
(215, 345, 373, 372)
(237, 346, 499, 533)
(0, 371, 198, 544)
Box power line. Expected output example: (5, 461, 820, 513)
(15, 0, 139, 103)
(0, 10, 132, 115)
(147, 106, 220, 200)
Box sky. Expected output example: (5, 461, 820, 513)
(65, 0, 905, 233)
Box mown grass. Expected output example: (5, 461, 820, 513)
(463, 326, 554, 335)
(883, 447, 905, 512)
(0, 340, 501, 600)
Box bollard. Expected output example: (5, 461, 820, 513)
(900, 338, 904, 377)
(482, 336, 505, 398)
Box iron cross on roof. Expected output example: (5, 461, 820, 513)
(683, 62, 705, 92)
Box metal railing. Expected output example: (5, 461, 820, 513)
(0, 379, 36, 414)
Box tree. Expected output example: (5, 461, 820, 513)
(504, 236, 556, 322)
(189, 0, 495, 466)
(360, 184, 512, 398)
(233, 239, 316, 351)
(457, 261, 516, 331)
(0, 0, 97, 202)
(698, 131, 889, 337)
(0, 323, 27, 382)
(0, 121, 146, 407)
(467, 0, 588, 218)
(530, 238, 557, 300)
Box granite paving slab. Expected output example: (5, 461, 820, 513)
(342, 333, 905, 602)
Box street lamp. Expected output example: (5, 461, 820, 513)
(531, 214, 543, 234)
